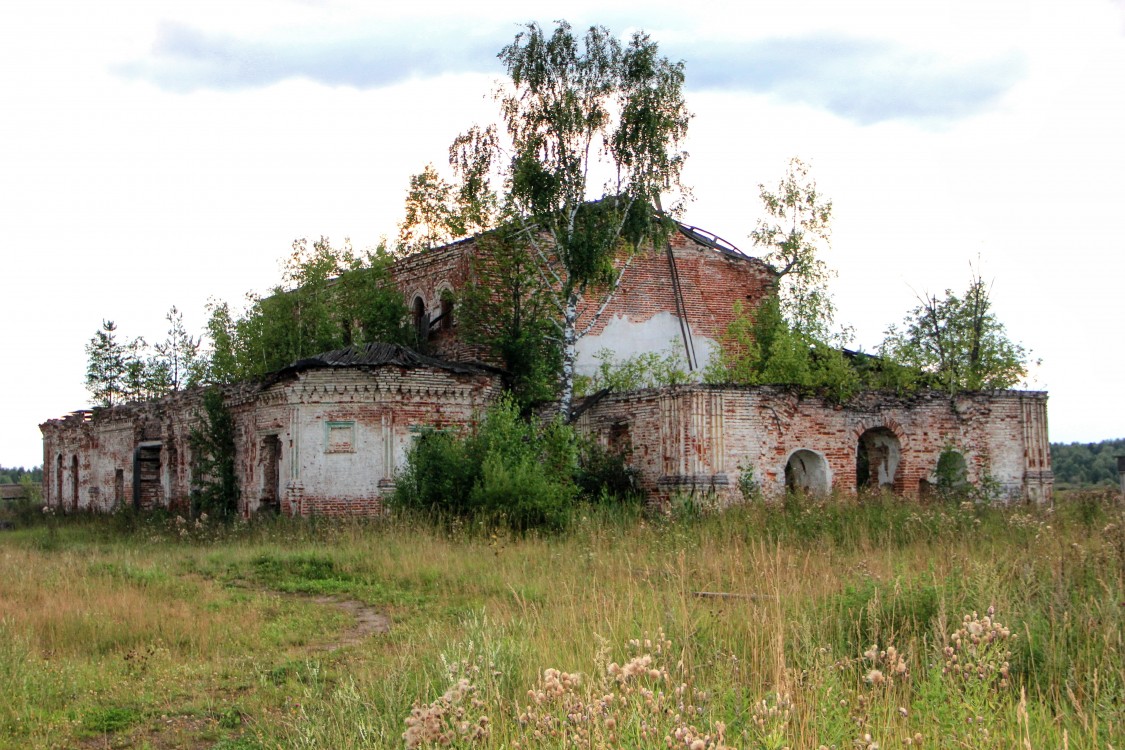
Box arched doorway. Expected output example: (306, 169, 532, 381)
(856, 427, 901, 492)
(785, 449, 830, 495)
(259, 434, 282, 514)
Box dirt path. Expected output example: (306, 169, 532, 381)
(308, 594, 391, 651)
(226, 578, 392, 650)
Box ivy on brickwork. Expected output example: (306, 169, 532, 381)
(188, 388, 240, 519)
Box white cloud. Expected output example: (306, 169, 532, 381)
(114, 19, 508, 92)
(1, 0, 1123, 467)
(684, 36, 1025, 125)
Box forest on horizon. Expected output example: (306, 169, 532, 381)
(0, 465, 42, 485)
(1050, 437, 1124, 488)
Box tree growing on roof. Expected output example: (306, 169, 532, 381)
(85, 310, 206, 407)
(880, 270, 1034, 393)
(85, 320, 129, 408)
(151, 306, 202, 392)
(401, 20, 692, 419)
(702, 296, 861, 402)
(704, 159, 861, 400)
(398, 164, 466, 255)
(201, 237, 410, 383)
(751, 157, 847, 345)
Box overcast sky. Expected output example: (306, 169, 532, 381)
(2, 0, 1123, 468)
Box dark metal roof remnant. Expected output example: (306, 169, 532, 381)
(263, 342, 498, 388)
(674, 221, 748, 259)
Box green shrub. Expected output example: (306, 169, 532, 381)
(391, 396, 578, 531)
(394, 429, 477, 515)
(189, 387, 240, 519)
(935, 448, 970, 497)
(470, 453, 572, 530)
(575, 439, 640, 505)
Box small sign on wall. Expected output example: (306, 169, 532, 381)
(325, 421, 356, 453)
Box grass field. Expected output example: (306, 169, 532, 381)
(1, 491, 1122, 749)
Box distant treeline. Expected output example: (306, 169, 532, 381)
(1051, 439, 1125, 487)
(3, 445, 1121, 489)
(0, 465, 43, 485)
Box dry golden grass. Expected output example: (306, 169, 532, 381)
(0, 493, 1122, 748)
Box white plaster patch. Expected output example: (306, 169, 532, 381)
(575, 312, 716, 377)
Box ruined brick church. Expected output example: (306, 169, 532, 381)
(41, 223, 1053, 515)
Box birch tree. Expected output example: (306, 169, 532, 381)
(403, 21, 691, 418)
(751, 157, 843, 344)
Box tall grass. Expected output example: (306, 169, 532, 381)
(0, 490, 1122, 748)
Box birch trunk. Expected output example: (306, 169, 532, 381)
(558, 292, 580, 421)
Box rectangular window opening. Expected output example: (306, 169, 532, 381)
(325, 421, 356, 454)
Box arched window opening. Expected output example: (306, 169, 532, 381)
(856, 427, 901, 492)
(608, 421, 632, 457)
(439, 291, 454, 331)
(785, 449, 830, 496)
(55, 454, 63, 508)
(412, 297, 428, 342)
(70, 454, 79, 510)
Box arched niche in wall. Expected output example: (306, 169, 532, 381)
(55, 454, 63, 508)
(784, 449, 830, 495)
(934, 449, 969, 496)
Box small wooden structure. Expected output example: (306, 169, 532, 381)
(0, 483, 40, 502)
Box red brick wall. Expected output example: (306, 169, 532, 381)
(578, 231, 775, 343)
(392, 226, 776, 368)
(390, 239, 486, 361)
(576, 385, 1053, 505)
(40, 368, 501, 518)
